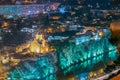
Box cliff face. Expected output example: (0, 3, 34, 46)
(110, 20, 120, 40)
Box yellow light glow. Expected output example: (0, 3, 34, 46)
(29, 39, 41, 53)
(1, 22, 9, 28)
(98, 32, 104, 37)
(99, 68, 104, 74)
(15, 33, 55, 54)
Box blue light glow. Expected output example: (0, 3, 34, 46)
(59, 6, 67, 14)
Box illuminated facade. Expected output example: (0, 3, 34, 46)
(58, 37, 117, 74)
(9, 57, 56, 80)
(29, 34, 51, 54)
(9, 37, 118, 79)
(29, 39, 41, 53)
(16, 34, 55, 54)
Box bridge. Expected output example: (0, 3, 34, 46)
(0, 3, 60, 15)
(0, 5, 44, 15)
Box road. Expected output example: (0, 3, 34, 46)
(94, 68, 120, 80)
